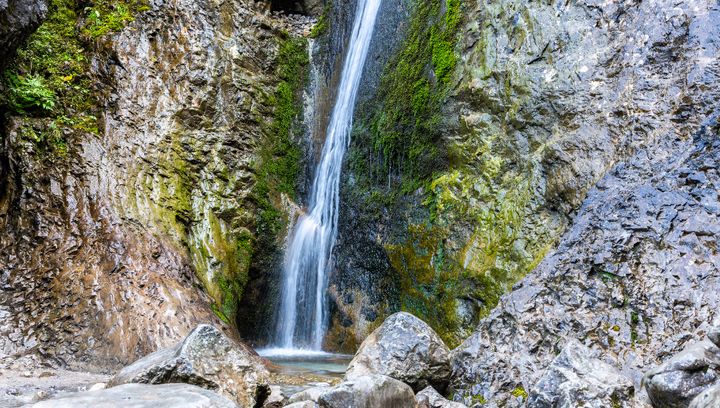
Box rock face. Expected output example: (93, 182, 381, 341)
(345, 312, 451, 392)
(690, 384, 720, 408)
(30, 383, 237, 408)
(109, 325, 269, 408)
(450, 108, 720, 406)
(336, 0, 720, 351)
(317, 374, 415, 408)
(415, 386, 467, 408)
(528, 340, 634, 408)
(644, 340, 720, 408)
(0, 0, 47, 64)
(0, 0, 299, 369)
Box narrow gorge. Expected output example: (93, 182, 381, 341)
(0, 0, 718, 407)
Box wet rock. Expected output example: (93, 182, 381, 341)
(528, 340, 633, 408)
(317, 375, 415, 408)
(345, 312, 451, 391)
(415, 386, 467, 408)
(109, 325, 270, 408)
(0, 0, 47, 64)
(690, 384, 720, 408)
(644, 340, 720, 408)
(29, 383, 237, 408)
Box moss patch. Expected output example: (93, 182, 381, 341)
(252, 34, 308, 242)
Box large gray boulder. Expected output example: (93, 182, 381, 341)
(287, 385, 329, 404)
(415, 386, 467, 408)
(29, 383, 237, 408)
(109, 325, 270, 407)
(317, 374, 415, 408)
(345, 312, 451, 392)
(528, 340, 633, 408)
(644, 340, 720, 408)
(690, 384, 720, 408)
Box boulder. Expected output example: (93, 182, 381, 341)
(285, 402, 318, 408)
(644, 340, 720, 408)
(109, 325, 270, 407)
(415, 386, 467, 408)
(690, 384, 720, 408)
(709, 326, 720, 349)
(29, 383, 237, 408)
(317, 374, 415, 408)
(262, 385, 286, 408)
(0, 0, 48, 64)
(345, 312, 451, 391)
(528, 340, 633, 408)
(287, 385, 329, 404)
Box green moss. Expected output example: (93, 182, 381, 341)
(355, 0, 462, 182)
(309, 2, 332, 39)
(81, 0, 150, 39)
(253, 34, 308, 240)
(511, 386, 528, 399)
(386, 223, 504, 347)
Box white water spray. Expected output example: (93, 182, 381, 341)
(274, 0, 382, 351)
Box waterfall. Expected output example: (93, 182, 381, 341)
(274, 0, 382, 351)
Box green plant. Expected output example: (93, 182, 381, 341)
(4, 73, 56, 112)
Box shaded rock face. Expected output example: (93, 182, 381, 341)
(317, 374, 415, 408)
(0, 0, 291, 369)
(528, 340, 634, 408)
(30, 383, 238, 408)
(449, 99, 720, 407)
(345, 312, 451, 392)
(644, 340, 720, 408)
(415, 386, 467, 408)
(0, 0, 47, 65)
(109, 325, 270, 408)
(335, 0, 720, 348)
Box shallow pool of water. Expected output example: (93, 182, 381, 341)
(258, 348, 353, 378)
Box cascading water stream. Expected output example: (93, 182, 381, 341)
(273, 0, 382, 351)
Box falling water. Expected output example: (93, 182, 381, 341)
(274, 0, 382, 350)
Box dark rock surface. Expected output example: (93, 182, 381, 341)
(345, 312, 451, 392)
(109, 325, 270, 408)
(29, 383, 238, 408)
(644, 340, 720, 408)
(528, 340, 634, 408)
(0, 0, 48, 65)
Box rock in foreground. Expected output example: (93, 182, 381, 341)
(109, 325, 269, 407)
(30, 383, 237, 408)
(690, 384, 720, 408)
(316, 374, 414, 408)
(345, 312, 451, 391)
(415, 386, 467, 408)
(644, 340, 720, 408)
(528, 340, 633, 408)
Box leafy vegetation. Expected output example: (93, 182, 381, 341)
(1, 0, 148, 155)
